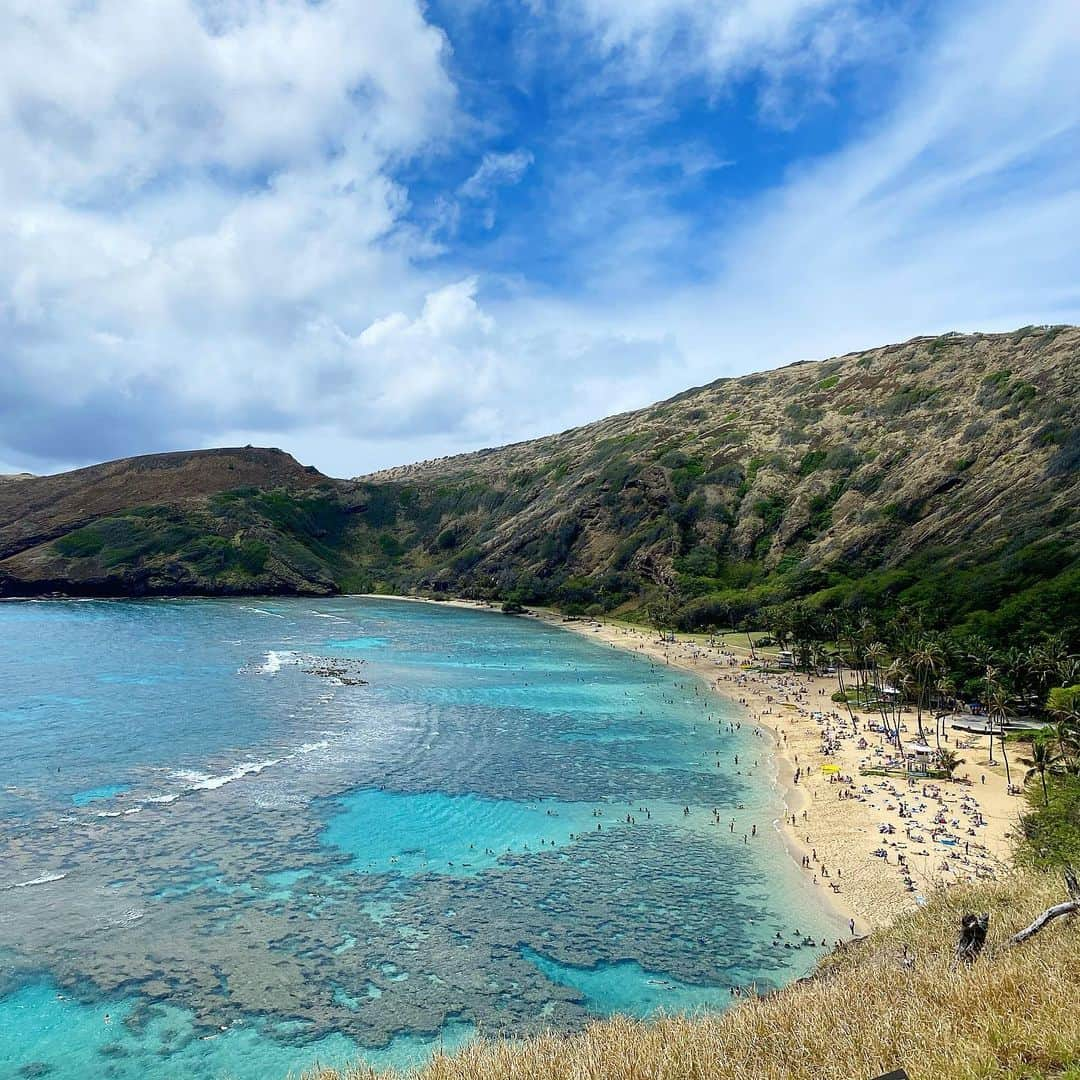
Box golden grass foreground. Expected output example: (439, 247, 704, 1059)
(302, 872, 1080, 1080)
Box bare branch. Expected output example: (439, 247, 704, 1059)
(1008, 868, 1080, 946)
(1064, 865, 1079, 902)
(1009, 900, 1080, 944)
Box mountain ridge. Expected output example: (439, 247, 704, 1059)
(1, 326, 1077, 645)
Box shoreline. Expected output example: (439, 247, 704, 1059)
(528, 610, 1019, 933)
(25, 589, 1015, 935)
(358, 594, 1019, 933)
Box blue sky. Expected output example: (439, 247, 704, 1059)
(1, 0, 1078, 476)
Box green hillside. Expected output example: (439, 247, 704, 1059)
(2, 327, 1077, 647)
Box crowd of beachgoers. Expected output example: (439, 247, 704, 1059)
(543, 615, 1018, 932)
(377, 596, 1018, 932)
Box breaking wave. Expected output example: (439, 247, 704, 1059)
(2, 872, 67, 890)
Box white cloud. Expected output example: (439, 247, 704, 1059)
(573, 0, 843, 64)
(1, 0, 1079, 480)
(521, 0, 1080, 392)
(304, 278, 678, 458)
(672, 0, 1080, 365)
(460, 149, 535, 199)
(1, 0, 454, 200)
(551, 0, 893, 120)
(0, 0, 460, 467)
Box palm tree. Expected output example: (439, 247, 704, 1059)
(1047, 685, 1080, 726)
(647, 586, 681, 642)
(936, 748, 966, 780)
(1046, 687, 1080, 774)
(911, 638, 947, 744)
(1046, 719, 1079, 775)
(826, 645, 855, 723)
(981, 664, 1000, 764)
(1034, 634, 1070, 686)
(1002, 645, 1034, 706)
(864, 642, 890, 741)
(854, 616, 876, 700)
(887, 659, 913, 745)
(936, 674, 960, 749)
(1020, 738, 1063, 807)
(738, 618, 759, 662)
(1057, 658, 1080, 688)
(998, 730, 1014, 791)
(987, 679, 1014, 789)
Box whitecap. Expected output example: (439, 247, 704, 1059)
(241, 606, 285, 619)
(186, 759, 282, 791)
(171, 769, 212, 784)
(258, 650, 296, 675)
(3, 872, 67, 890)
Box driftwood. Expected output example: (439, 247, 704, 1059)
(958, 867, 1079, 961)
(1009, 900, 1080, 943)
(1009, 866, 1080, 946)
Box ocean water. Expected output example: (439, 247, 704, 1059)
(0, 597, 840, 1080)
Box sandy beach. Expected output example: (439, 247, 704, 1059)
(535, 612, 1022, 933)
(362, 595, 1022, 933)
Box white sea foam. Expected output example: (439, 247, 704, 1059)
(259, 650, 296, 674)
(241, 606, 285, 619)
(3, 872, 67, 890)
(171, 769, 213, 784)
(128, 726, 344, 815)
(185, 759, 283, 791)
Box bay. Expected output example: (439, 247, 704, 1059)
(0, 597, 839, 1079)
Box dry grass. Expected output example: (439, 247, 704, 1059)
(302, 871, 1080, 1080)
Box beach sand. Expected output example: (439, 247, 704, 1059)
(360, 596, 1022, 933)
(535, 613, 1021, 933)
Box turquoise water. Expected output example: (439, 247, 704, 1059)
(322, 789, 627, 876)
(0, 981, 473, 1080)
(71, 784, 132, 806)
(0, 597, 839, 1079)
(522, 948, 735, 1017)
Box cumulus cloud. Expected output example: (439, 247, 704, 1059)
(1, 0, 1079, 479)
(301, 278, 680, 454)
(0, 0, 458, 469)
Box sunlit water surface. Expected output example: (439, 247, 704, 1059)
(0, 597, 839, 1079)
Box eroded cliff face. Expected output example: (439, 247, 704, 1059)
(1, 328, 1076, 635)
